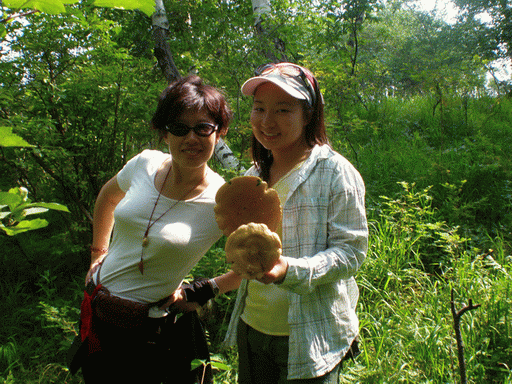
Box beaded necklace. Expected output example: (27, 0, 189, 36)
(139, 163, 207, 274)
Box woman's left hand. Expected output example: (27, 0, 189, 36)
(158, 288, 200, 312)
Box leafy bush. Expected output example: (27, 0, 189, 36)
(357, 188, 512, 384)
(368, 182, 468, 273)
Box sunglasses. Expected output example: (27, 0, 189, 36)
(255, 63, 317, 105)
(164, 122, 218, 137)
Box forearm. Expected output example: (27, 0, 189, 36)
(85, 195, 115, 284)
(212, 271, 243, 295)
(178, 271, 242, 308)
(90, 176, 125, 265)
(289, 163, 367, 287)
(91, 212, 114, 265)
(90, 203, 115, 265)
(280, 243, 366, 293)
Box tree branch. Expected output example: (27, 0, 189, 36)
(29, 150, 93, 223)
(1, 10, 39, 24)
(451, 288, 481, 384)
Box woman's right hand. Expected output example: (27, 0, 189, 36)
(85, 259, 103, 286)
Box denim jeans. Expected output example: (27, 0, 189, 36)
(237, 320, 342, 384)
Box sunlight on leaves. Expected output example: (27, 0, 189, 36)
(4, 0, 79, 14)
(92, 0, 155, 17)
(4, 0, 154, 17)
(0, 127, 34, 147)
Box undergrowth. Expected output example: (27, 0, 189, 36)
(1, 95, 511, 383)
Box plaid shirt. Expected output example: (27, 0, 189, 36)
(223, 144, 368, 380)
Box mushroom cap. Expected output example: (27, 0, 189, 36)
(225, 222, 282, 280)
(214, 176, 282, 236)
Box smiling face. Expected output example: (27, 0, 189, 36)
(250, 82, 309, 156)
(164, 108, 219, 173)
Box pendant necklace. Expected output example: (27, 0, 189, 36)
(139, 163, 207, 274)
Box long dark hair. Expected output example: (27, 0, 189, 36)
(151, 75, 232, 140)
(250, 65, 328, 182)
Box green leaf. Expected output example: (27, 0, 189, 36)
(92, 0, 155, 17)
(23, 207, 49, 216)
(0, 127, 34, 147)
(24, 202, 70, 213)
(210, 360, 230, 371)
(4, 0, 78, 14)
(190, 359, 205, 371)
(0, 218, 49, 236)
(0, 192, 21, 207)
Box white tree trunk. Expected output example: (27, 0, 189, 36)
(251, 0, 287, 62)
(214, 138, 243, 172)
(252, 0, 272, 25)
(151, 1, 240, 172)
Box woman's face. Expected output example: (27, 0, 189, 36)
(164, 108, 219, 172)
(250, 82, 309, 154)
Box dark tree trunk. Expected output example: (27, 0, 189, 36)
(150, 0, 241, 171)
(152, 0, 181, 83)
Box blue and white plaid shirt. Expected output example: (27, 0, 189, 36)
(223, 144, 368, 380)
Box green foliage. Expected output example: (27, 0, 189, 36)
(3, 0, 154, 16)
(191, 356, 231, 374)
(0, 127, 34, 147)
(0, 186, 69, 236)
(92, 0, 155, 17)
(1, 8, 164, 240)
(329, 94, 512, 244)
(453, 0, 512, 63)
(1, 0, 511, 382)
(370, 182, 468, 273)
(357, 193, 512, 383)
(4, 0, 79, 15)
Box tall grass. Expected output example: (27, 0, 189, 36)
(352, 184, 512, 383)
(1, 95, 511, 383)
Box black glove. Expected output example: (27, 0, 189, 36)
(181, 278, 218, 306)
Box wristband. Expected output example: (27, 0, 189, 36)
(182, 278, 216, 306)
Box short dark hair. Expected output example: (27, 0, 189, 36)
(250, 65, 328, 182)
(151, 75, 232, 139)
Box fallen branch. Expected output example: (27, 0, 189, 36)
(451, 288, 481, 384)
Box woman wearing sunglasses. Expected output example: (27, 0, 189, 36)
(78, 75, 241, 383)
(223, 63, 368, 383)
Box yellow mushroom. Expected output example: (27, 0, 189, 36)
(225, 223, 282, 280)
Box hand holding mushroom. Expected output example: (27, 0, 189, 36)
(214, 176, 283, 280)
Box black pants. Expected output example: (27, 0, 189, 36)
(81, 312, 211, 384)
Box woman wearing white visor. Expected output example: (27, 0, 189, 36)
(223, 63, 369, 384)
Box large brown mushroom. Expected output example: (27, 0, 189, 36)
(214, 176, 283, 279)
(214, 176, 281, 236)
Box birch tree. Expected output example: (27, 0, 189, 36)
(152, 0, 180, 83)
(149, 0, 242, 171)
(251, 0, 288, 62)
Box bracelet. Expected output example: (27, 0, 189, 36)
(90, 246, 108, 254)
